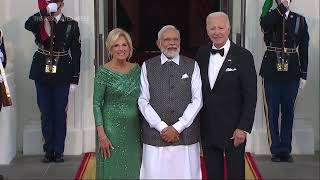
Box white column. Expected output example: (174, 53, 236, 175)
(290, 0, 319, 153)
(63, 0, 96, 154)
(76, 0, 96, 153)
(245, 0, 270, 154)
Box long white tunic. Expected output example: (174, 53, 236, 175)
(138, 54, 203, 179)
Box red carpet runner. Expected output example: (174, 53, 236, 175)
(75, 152, 262, 180)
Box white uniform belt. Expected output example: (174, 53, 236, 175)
(37, 48, 69, 57)
(266, 46, 297, 54)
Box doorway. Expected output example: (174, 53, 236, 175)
(94, 0, 246, 66)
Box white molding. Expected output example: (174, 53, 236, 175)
(251, 120, 314, 155)
(23, 122, 84, 155)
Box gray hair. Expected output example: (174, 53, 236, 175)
(157, 25, 180, 40)
(206, 12, 230, 29)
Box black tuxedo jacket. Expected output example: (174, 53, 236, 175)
(196, 42, 257, 148)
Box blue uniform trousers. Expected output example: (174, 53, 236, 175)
(35, 81, 70, 154)
(263, 79, 299, 155)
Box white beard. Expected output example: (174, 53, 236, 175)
(161, 47, 180, 59)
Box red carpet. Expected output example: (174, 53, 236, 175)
(75, 152, 262, 180)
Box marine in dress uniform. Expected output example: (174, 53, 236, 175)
(25, 0, 81, 163)
(260, 0, 309, 162)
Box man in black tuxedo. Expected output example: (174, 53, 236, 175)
(196, 12, 257, 179)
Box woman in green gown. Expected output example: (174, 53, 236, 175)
(93, 28, 141, 179)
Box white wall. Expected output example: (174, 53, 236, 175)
(290, 0, 320, 152)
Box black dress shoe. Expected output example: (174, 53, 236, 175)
(42, 152, 54, 163)
(281, 154, 294, 162)
(54, 153, 64, 163)
(0, 174, 4, 180)
(271, 154, 281, 162)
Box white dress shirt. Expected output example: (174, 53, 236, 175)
(285, 11, 290, 19)
(55, 13, 62, 22)
(208, 39, 231, 89)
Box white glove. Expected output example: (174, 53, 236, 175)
(69, 84, 77, 94)
(299, 78, 306, 89)
(47, 3, 58, 13)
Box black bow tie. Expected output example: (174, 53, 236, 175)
(210, 48, 224, 56)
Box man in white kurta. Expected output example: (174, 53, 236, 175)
(138, 25, 203, 179)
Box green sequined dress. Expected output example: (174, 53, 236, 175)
(93, 64, 141, 179)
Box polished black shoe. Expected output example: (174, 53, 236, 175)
(281, 154, 294, 163)
(42, 152, 54, 163)
(271, 154, 281, 162)
(0, 174, 4, 180)
(54, 153, 64, 163)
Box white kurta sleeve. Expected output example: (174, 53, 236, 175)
(138, 62, 168, 133)
(172, 61, 203, 133)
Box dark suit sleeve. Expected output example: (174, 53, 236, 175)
(70, 21, 81, 85)
(25, 8, 49, 33)
(298, 17, 309, 80)
(195, 47, 202, 61)
(25, 12, 42, 34)
(238, 50, 257, 133)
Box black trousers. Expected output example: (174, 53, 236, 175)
(35, 81, 70, 154)
(203, 139, 245, 180)
(263, 79, 299, 155)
